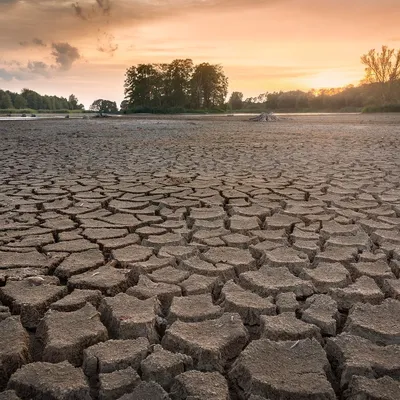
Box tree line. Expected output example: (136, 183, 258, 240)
(229, 82, 400, 113)
(229, 45, 400, 112)
(123, 59, 228, 113)
(0, 89, 84, 111)
(1, 45, 399, 114)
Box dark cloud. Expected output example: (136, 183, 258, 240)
(19, 37, 46, 47)
(32, 37, 46, 46)
(72, 0, 112, 21)
(97, 31, 118, 55)
(72, 2, 87, 20)
(96, 0, 111, 15)
(51, 42, 80, 71)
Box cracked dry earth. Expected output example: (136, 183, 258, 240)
(0, 114, 400, 400)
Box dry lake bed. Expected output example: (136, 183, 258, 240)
(0, 113, 400, 399)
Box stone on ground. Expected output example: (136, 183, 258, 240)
(0, 391, 21, 400)
(221, 280, 276, 326)
(0, 279, 67, 328)
(239, 266, 314, 298)
(0, 317, 31, 390)
(229, 338, 335, 399)
(170, 370, 229, 400)
(300, 262, 351, 293)
(126, 275, 181, 314)
(7, 361, 91, 400)
(117, 381, 169, 400)
(99, 293, 159, 343)
(275, 292, 299, 313)
(263, 246, 309, 275)
(260, 313, 322, 342)
(326, 333, 400, 388)
(330, 276, 384, 310)
(346, 376, 400, 400)
(68, 263, 130, 296)
(162, 313, 248, 372)
(36, 303, 108, 366)
(83, 338, 150, 377)
(168, 294, 223, 323)
(50, 289, 102, 311)
(383, 278, 400, 300)
(98, 367, 141, 400)
(301, 294, 338, 336)
(201, 247, 256, 274)
(179, 274, 222, 297)
(344, 299, 400, 345)
(347, 260, 395, 286)
(54, 249, 104, 279)
(141, 345, 193, 390)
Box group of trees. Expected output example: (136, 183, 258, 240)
(229, 82, 400, 112)
(228, 46, 400, 112)
(1, 45, 399, 114)
(123, 59, 228, 112)
(0, 89, 84, 111)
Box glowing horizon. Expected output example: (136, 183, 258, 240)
(0, 0, 399, 108)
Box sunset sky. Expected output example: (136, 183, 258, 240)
(1, 0, 399, 108)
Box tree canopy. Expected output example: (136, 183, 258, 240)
(0, 88, 84, 111)
(90, 99, 118, 114)
(124, 59, 228, 112)
(361, 45, 400, 103)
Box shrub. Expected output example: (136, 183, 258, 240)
(362, 104, 400, 113)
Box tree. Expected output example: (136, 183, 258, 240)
(124, 59, 227, 112)
(12, 94, 27, 109)
(361, 45, 400, 102)
(190, 63, 228, 109)
(120, 100, 129, 113)
(0, 91, 14, 109)
(68, 94, 83, 110)
(164, 59, 193, 108)
(124, 64, 166, 110)
(90, 99, 118, 114)
(228, 92, 243, 110)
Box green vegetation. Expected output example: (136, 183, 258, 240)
(0, 89, 84, 111)
(1, 46, 399, 115)
(362, 104, 400, 113)
(89, 99, 118, 114)
(123, 59, 228, 113)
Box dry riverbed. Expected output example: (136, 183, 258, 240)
(0, 114, 399, 399)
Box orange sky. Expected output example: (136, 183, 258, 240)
(0, 0, 399, 108)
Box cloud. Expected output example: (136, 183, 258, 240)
(27, 61, 50, 76)
(0, 60, 51, 81)
(32, 37, 46, 47)
(72, 0, 112, 21)
(97, 31, 118, 55)
(51, 42, 80, 71)
(96, 0, 111, 15)
(19, 37, 47, 47)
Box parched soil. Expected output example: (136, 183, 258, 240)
(0, 114, 400, 400)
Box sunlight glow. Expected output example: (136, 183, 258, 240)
(304, 70, 356, 89)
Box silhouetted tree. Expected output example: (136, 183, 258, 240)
(124, 59, 227, 112)
(228, 92, 244, 110)
(90, 99, 118, 114)
(361, 45, 400, 102)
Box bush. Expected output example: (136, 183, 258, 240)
(0, 108, 36, 114)
(362, 104, 400, 113)
(37, 109, 70, 114)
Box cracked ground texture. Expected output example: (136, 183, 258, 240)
(0, 114, 399, 400)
